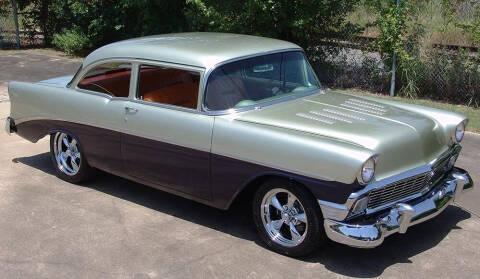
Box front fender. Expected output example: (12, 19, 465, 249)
(210, 117, 375, 208)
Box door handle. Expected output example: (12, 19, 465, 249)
(125, 106, 138, 114)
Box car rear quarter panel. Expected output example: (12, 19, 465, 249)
(8, 81, 127, 134)
(8, 81, 128, 174)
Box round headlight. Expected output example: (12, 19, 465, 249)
(358, 157, 376, 185)
(455, 122, 465, 143)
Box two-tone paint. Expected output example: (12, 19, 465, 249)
(7, 33, 468, 213)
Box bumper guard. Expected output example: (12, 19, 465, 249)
(323, 167, 473, 248)
(5, 117, 16, 135)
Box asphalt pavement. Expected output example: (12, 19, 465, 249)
(0, 50, 479, 278)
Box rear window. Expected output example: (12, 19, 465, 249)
(78, 62, 131, 97)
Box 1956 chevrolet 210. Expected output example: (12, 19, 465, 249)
(5, 33, 474, 256)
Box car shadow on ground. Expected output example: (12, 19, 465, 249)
(13, 152, 472, 278)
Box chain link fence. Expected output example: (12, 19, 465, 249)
(1, 0, 479, 107)
(311, 35, 389, 94)
(311, 1, 480, 107)
(0, 6, 18, 49)
(0, 2, 43, 49)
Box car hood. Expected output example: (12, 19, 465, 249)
(37, 75, 74, 88)
(233, 90, 449, 180)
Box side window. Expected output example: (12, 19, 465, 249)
(283, 52, 305, 85)
(137, 65, 200, 109)
(78, 62, 131, 97)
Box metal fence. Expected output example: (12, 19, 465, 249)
(0, 1, 43, 49)
(0, 9, 19, 49)
(1, 0, 479, 107)
(311, 1, 480, 107)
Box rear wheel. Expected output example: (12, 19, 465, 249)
(50, 131, 94, 183)
(252, 178, 326, 257)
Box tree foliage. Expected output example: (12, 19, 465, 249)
(9, 0, 361, 54)
(365, 0, 416, 61)
(16, 0, 188, 49)
(187, 0, 361, 48)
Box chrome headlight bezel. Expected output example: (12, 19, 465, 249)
(357, 156, 378, 185)
(454, 120, 467, 143)
(447, 153, 458, 170)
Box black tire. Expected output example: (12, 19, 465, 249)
(252, 178, 327, 257)
(50, 131, 95, 183)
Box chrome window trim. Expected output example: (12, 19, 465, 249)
(67, 65, 83, 88)
(72, 58, 134, 98)
(200, 88, 324, 116)
(74, 88, 130, 101)
(70, 52, 324, 116)
(132, 60, 205, 112)
(129, 62, 139, 99)
(71, 57, 206, 114)
(71, 57, 205, 89)
(200, 48, 326, 116)
(129, 99, 200, 114)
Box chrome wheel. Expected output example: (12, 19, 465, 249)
(261, 188, 308, 247)
(53, 132, 81, 176)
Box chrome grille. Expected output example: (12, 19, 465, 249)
(367, 172, 431, 209)
(431, 156, 450, 181)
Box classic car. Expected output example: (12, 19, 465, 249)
(5, 32, 474, 256)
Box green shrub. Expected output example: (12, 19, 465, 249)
(457, 6, 480, 47)
(53, 28, 89, 55)
(16, 0, 189, 50)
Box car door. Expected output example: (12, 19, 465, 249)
(71, 60, 134, 175)
(121, 62, 213, 200)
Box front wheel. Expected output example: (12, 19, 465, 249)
(50, 131, 94, 183)
(252, 179, 327, 257)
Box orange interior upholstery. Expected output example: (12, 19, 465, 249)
(79, 70, 131, 97)
(138, 67, 199, 109)
(138, 68, 195, 96)
(143, 82, 199, 109)
(78, 67, 200, 109)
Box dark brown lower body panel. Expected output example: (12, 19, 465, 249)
(15, 119, 359, 209)
(16, 120, 124, 174)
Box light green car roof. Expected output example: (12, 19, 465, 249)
(83, 32, 302, 69)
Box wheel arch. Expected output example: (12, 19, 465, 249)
(226, 172, 315, 210)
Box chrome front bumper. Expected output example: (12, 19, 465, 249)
(322, 167, 473, 248)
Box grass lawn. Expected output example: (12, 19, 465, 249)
(337, 88, 480, 133)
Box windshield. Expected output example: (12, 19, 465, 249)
(204, 51, 321, 111)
